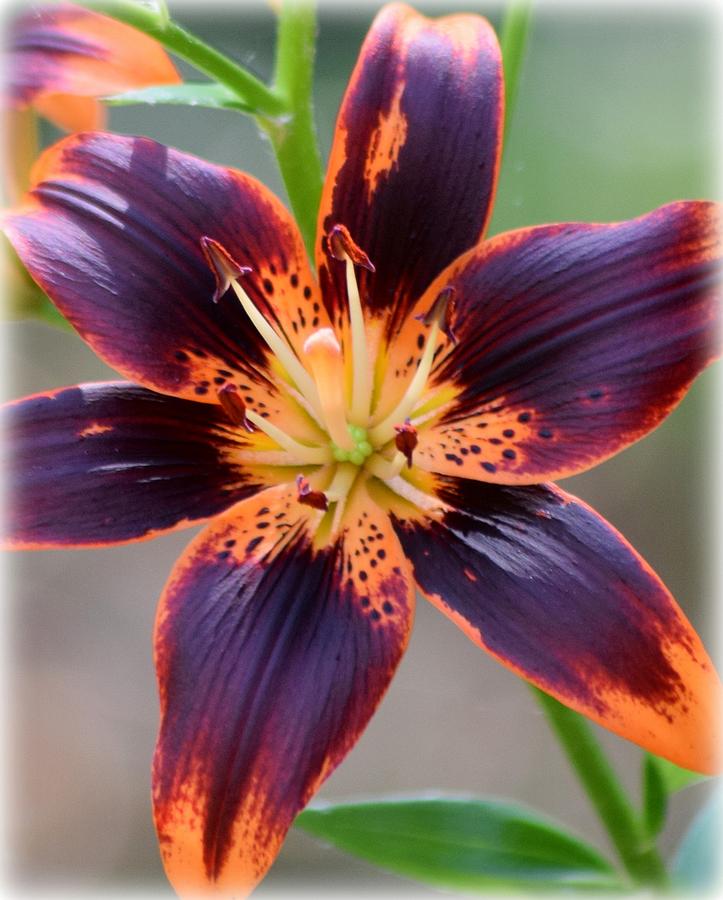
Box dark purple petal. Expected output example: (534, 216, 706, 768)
(391, 476, 720, 773)
(4, 132, 325, 409)
(2, 382, 271, 548)
(153, 485, 414, 894)
(410, 201, 721, 482)
(316, 4, 503, 331)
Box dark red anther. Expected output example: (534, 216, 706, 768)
(296, 475, 329, 511)
(217, 384, 254, 431)
(394, 419, 418, 468)
(328, 224, 375, 272)
(201, 236, 252, 302)
(414, 286, 457, 344)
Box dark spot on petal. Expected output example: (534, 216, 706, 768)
(214, 376, 226, 385)
(175, 350, 189, 362)
(503, 429, 515, 438)
(218, 369, 232, 377)
(290, 273, 299, 288)
(217, 550, 230, 560)
(502, 448, 517, 460)
(416, 334, 425, 350)
(370, 609, 381, 621)
(377, 549, 386, 560)
(303, 286, 312, 299)
(482, 461, 497, 473)
(518, 411, 531, 423)
(257, 507, 270, 516)
(245, 536, 263, 553)
(370, 559, 378, 568)
(359, 570, 368, 582)
(382, 601, 394, 614)
(539, 428, 553, 439)
(589, 389, 603, 400)
(360, 596, 370, 608)
(194, 386, 208, 395)
(263, 278, 274, 294)
(470, 444, 481, 454)
(489, 437, 502, 445)
(445, 453, 463, 466)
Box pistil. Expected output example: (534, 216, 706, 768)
(303, 328, 355, 451)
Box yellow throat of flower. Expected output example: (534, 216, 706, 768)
(202, 231, 451, 533)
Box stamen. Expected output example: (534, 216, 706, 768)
(201, 236, 321, 414)
(304, 328, 355, 450)
(369, 287, 453, 446)
(245, 409, 331, 464)
(365, 451, 407, 480)
(328, 225, 375, 425)
(325, 461, 361, 535)
(296, 475, 328, 511)
(394, 419, 418, 468)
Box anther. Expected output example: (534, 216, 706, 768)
(328, 224, 375, 272)
(217, 384, 254, 431)
(200, 236, 252, 303)
(394, 419, 418, 468)
(296, 475, 328, 511)
(414, 286, 457, 344)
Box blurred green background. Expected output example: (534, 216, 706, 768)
(3, 1, 719, 895)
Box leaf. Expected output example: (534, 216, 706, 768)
(644, 752, 710, 795)
(672, 788, 723, 891)
(104, 82, 250, 112)
(295, 795, 623, 892)
(642, 755, 668, 838)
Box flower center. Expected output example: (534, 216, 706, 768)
(202, 232, 449, 529)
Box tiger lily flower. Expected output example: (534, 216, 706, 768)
(6, 2, 180, 132)
(2, 3, 721, 896)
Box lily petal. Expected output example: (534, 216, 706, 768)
(1, 382, 274, 549)
(8, 3, 180, 131)
(153, 484, 414, 895)
(317, 2, 503, 328)
(406, 202, 720, 483)
(390, 476, 720, 773)
(3, 132, 328, 418)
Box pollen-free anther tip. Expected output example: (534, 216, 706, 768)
(328, 223, 375, 272)
(200, 236, 252, 302)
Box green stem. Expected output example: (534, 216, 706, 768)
(532, 688, 668, 888)
(82, 0, 286, 117)
(262, 0, 324, 259)
(499, 0, 533, 141)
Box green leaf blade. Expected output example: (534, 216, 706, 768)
(644, 753, 710, 795)
(104, 82, 251, 112)
(296, 796, 623, 892)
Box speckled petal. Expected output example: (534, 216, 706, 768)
(316, 2, 503, 331)
(390, 475, 720, 774)
(153, 483, 414, 895)
(403, 202, 720, 483)
(3, 133, 328, 422)
(2, 382, 273, 549)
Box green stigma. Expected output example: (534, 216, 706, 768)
(331, 424, 374, 466)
